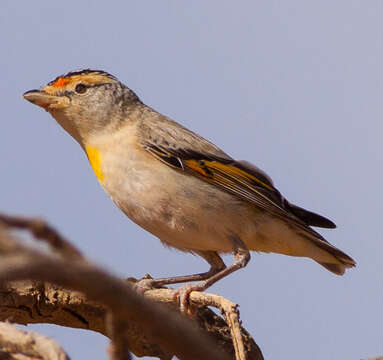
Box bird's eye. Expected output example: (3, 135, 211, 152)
(75, 83, 87, 94)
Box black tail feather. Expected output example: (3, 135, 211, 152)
(288, 203, 336, 229)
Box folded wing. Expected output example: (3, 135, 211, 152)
(142, 141, 335, 234)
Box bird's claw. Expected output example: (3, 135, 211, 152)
(131, 274, 157, 295)
(173, 283, 205, 316)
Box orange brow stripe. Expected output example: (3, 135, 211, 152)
(51, 77, 71, 88)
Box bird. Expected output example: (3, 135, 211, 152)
(23, 69, 355, 309)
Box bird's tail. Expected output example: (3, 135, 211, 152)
(312, 237, 356, 275)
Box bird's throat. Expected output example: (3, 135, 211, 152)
(85, 145, 104, 184)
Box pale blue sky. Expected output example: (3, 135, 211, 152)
(1, 1, 382, 359)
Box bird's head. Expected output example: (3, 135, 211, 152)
(23, 69, 140, 145)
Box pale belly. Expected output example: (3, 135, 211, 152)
(97, 144, 258, 252)
(93, 143, 334, 263)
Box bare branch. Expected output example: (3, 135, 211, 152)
(0, 281, 263, 359)
(0, 322, 70, 360)
(0, 215, 264, 359)
(0, 226, 232, 360)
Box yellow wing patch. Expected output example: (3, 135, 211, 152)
(184, 160, 274, 191)
(85, 145, 104, 184)
(185, 160, 213, 178)
(204, 161, 274, 191)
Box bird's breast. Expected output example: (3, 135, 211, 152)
(83, 130, 262, 253)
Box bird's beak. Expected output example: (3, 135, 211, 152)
(23, 89, 69, 110)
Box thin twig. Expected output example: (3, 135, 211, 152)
(0, 213, 83, 260)
(147, 290, 251, 360)
(220, 302, 246, 360)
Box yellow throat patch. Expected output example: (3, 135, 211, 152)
(85, 145, 104, 184)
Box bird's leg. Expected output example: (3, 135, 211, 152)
(133, 251, 226, 293)
(175, 235, 250, 314)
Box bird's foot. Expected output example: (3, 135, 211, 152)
(173, 283, 206, 316)
(130, 274, 161, 295)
